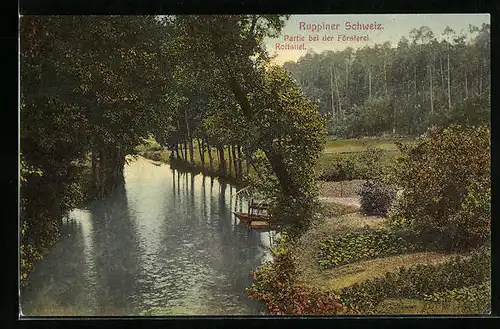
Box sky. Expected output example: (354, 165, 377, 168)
(263, 14, 490, 65)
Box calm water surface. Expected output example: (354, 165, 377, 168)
(21, 156, 276, 316)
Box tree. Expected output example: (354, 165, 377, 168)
(388, 125, 490, 250)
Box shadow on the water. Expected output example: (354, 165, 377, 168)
(88, 182, 142, 316)
(21, 160, 270, 316)
(21, 214, 88, 316)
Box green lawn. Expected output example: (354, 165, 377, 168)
(323, 137, 410, 154)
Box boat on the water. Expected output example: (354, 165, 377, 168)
(233, 199, 271, 229)
(232, 211, 270, 223)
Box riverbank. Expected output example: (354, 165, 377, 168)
(139, 149, 248, 188)
(247, 181, 491, 315)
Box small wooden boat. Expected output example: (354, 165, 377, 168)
(249, 220, 271, 229)
(232, 198, 272, 229)
(232, 211, 270, 223)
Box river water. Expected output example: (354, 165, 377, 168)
(20, 156, 276, 316)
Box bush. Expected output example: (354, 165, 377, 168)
(423, 281, 491, 314)
(135, 135, 163, 153)
(388, 125, 490, 250)
(246, 233, 352, 315)
(358, 180, 397, 216)
(354, 143, 385, 179)
(318, 145, 387, 182)
(318, 229, 416, 269)
(319, 155, 358, 181)
(338, 248, 491, 313)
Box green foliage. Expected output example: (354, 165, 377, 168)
(246, 233, 351, 315)
(135, 135, 163, 153)
(250, 65, 327, 234)
(285, 24, 490, 137)
(358, 180, 397, 216)
(318, 229, 416, 269)
(319, 154, 357, 181)
(20, 222, 44, 287)
(423, 281, 491, 314)
(338, 248, 490, 313)
(319, 145, 388, 182)
(170, 17, 326, 235)
(20, 153, 43, 183)
(388, 124, 490, 250)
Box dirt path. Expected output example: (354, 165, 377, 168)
(319, 196, 361, 209)
(296, 251, 460, 292)
(293, 208, 461, 293)
(319, 180, 365, 198)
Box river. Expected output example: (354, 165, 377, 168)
(20, 156, 276, 316)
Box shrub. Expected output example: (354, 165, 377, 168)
(246, 233, 352, 315)
(387, 125, 490, 250)
(318, 145, 388, 182)
(358, 180, 397, 216)
(354, 144, 385, 179)
(423, 281, 491, 314)
(318, 228, 416, 269)
(338, 248, 491, 313)
(319, 155, 358, 181)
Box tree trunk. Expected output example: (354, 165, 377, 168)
(197, 138, 205, 166)
(184, 106, 194, 164)
(245, 149, 251, 176)
(208, 32, 308, 219)
(218, 146, 226, 177)
(384, 61, 388, 96)
(345, 61, 349, 107)
(231, 145, 238, 180)
(333, 64, 342, 121)
(91, 142, 99, 198)
(414, 66, 417, 98)
(227, 145, 232, 177)
(429, 64, 434, 114)
(464, 67, 468, 99)
(207, 140, 214, 172)
(184, 141, 189, 163)
(447, 50, 452, 111)
(188, 139, 194, 164)
(368, 67, 372, 99)
(176, 118, 182, 159)
(330, 65, 336, 119)
(237, 146, 243, 178)
(440, 57, 444, 88)
(92, 143, 125, 199)
(174, 142, 181, 160)
(266, 148, 296, 198)
(479, 62, 482, 95)
(179, 140, 184, 161)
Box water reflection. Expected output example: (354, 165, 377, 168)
(21, 157, 273, 316)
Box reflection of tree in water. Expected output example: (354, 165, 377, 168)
(88, 182, 141, 316)
(20, 217, 88, 316)
(205, 181, 268, 309)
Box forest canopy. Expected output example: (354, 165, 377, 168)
(282, 24, 490, 137)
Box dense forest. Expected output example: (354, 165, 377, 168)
(282, 24, 490, 137)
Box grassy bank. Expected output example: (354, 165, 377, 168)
(246, 130, 490, 315)
(248, 194, 490, 315)
(323, 136, 407, 153)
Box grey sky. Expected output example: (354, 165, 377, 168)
(263, 14, 490, 65)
